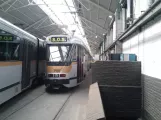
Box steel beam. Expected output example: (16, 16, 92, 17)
(37, 23, 56, 29)
(87, 29, 100, 39)
(64, 0, 83, 36)
(88, 42, 97, 47)
(46, 28, 59, 36)
(41, 0, 69, 34)
(19, 0, 43, 19)
(85, 33, 101, 42)
(97, 0, 100, 20)
(36, 17, 49, 29)
(5, 0, 18, 12)
(1, 0, 35, 22)
(0, 8, 28, 25)
(88, 40, 99, 46)
(85, 0, 113, 15)
(82, 26, 103, 39)
(24, 17, 47, 30)
(0, 0, 12, 7)
(76, 0, 90, 11)
(7, 0, 43, 19)
(108, 0, 112, 10)
(80, 16, 107, 31)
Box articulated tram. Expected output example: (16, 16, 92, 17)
(45, 35, 92, 89)
(0, 17, 46, 105)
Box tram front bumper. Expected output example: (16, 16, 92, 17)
(45, 79, 70, 85)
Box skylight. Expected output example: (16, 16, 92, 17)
(33, 0, 91, 53)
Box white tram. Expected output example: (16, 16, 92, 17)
(0, 17, 46, 105)
(44, 35, 92, 89)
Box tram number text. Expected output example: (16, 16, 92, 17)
(0, 35, 13, 41)
(50, 37, 67, 42)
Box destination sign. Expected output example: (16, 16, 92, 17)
(0, 35, 13, 41)
(49, 37, 67, 42)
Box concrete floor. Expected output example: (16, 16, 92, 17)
(0, 71, 91, 120)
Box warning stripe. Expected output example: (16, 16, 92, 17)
(0, 61, 22, 66)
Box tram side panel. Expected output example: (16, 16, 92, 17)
(77, 45, 83, 83)
(63, 45, 77, 88)
(37, 40, 46, 81)
(0, 17, 45, 105)
(0, 29, 39, 105)
(84, 50, 89, 73)
(29, 41, 37, 83)
(0, 29, 22, 105)
(21, 39, 39, 89)
(77, 45, 89, 81)
(66, 45, 87, 87)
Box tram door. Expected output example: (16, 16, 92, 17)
(22, 40, 31, 89)
(77, 46, 83, 83)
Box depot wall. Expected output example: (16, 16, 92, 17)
(122, 14, 161, 120)
(101, 0, 161, 119)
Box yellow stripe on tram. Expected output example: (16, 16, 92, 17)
(0, 61, 22, 67)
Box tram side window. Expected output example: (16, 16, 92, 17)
(0, 29, 20, 61)
(30, 42, 36, 60)
(80, 46, 84, 62)
(72, 45, 77, 61)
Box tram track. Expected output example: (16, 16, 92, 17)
(2, 90, 46, 120)
(0, 85, 76, 120)
(53, 90, 74, 120)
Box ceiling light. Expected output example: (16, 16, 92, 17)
(95, 36, 98, 38)
(109, 15, 112, 18)
(103, 33, 105, 35)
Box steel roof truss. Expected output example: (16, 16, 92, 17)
(5, 0, 18, 12)
(1, 0, 35, 22)
(82, 26, 103, 39)
(24, 16, 48, 30)
(85, 0, 113, 15)
(80, 16, 107, 31)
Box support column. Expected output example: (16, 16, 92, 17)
(115, 41, 122, 53)
(122, 8, 126, 32)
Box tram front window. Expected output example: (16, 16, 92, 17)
(47, 45, 72, 62)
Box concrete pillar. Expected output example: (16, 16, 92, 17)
(115, 8, 125, 39)
(113, 21, 116, 42)
(116, 14, 123, 38)
(115, 41, 122, 53)
(122, 8, 126, 31)
(105, 35, 109, 49)
(109, 29, 113, 45)
(127, 0, 133, 19)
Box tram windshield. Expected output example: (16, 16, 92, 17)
(47, 44, 72, 62)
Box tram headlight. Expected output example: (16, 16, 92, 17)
(48, 74, 53, 77)
(60, 74, 66, 77)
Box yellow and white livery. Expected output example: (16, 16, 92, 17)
(45, 35, 92, 89)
